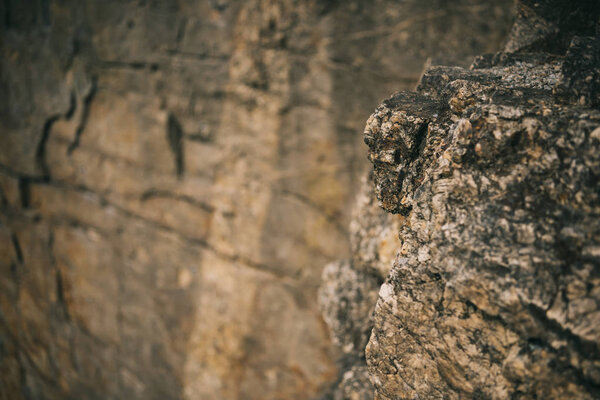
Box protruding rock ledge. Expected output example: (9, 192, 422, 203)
(360, 4, 600, 399)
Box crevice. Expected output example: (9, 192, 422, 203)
(49, 231, 71, 321)
(165, 50, 230, 62)
(32, 77, 81, 179)
(175, 17, 187, 47)
(524, 305, 600, 396)
(98, 60, 159, 71)
(64, 90, 77, 120)
(409, 122, 429, 163)
(36, 115, 61, 179)
(18, 178, 30, 208)
(54, 268, 70, 321)
(140, 189, 214, 213)
(527, 303, 600, 360)
(458, 295, 600, 393)
(166, 113, 185, 178)
(10, 233, 23, 264)
(68, 77, 97, 154)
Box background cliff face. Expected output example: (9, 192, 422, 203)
(0, 1, 513, 399)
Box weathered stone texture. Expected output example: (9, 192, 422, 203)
(360, 2, 600, 398)
(319, 175, 401, 400)
(0, 0, 513, 399)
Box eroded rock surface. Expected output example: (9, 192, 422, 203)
(360, 2, 600, 398)
(319, 175, 401, 400)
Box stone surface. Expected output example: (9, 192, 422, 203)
(319, 174, 401, 399)
(333, 366, 373, 400)
(0, 1, 513, 399)
(360, 2, 600, 398)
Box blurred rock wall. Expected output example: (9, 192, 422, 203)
(0, 1, 512, 399)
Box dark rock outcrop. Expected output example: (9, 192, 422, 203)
(355, 1, 600, 398)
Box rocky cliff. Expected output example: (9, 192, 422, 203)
(321, 1, 600, 399)
(0, 1, 513, 399)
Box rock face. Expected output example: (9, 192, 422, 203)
(0, 1, 514, 399)
(319, 174, 401, 399)
(353, 1, 600, 399)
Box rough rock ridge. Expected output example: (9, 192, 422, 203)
(322, 1, 600, 399)
(0, 1, 515, 399)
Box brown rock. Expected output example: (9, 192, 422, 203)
(361, 2, 600, 398)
